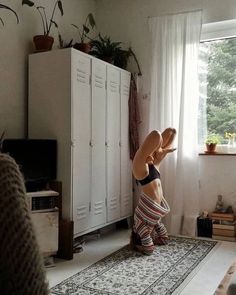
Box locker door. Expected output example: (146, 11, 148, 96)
(120, 71, 133, 217)
(71, 52, 91, 235)
(106, 66, 121, 222)
(90, 59, 107, 228)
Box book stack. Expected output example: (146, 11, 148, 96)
(211, 212, 236, 241)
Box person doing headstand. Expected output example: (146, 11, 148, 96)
(131, 128, 176, 255)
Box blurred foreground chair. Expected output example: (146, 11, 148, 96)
(0, 153, 49, 295)
(214, 260, 236, 295)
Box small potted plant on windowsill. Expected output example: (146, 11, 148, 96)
(225, 132, 236, 146)
(72, 13, 96, 54)
(0, 4, 19, 25)
(22, 0, 63, 52)
(205, 134, 221, 154)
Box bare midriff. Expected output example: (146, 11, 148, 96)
(141, 178, 163, 204)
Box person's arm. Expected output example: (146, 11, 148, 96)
(161, 128, 176, 149)
(153, 147, 176, 166)
(133, 130, 162, 179)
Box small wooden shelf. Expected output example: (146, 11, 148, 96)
(31, 207, 59, 214)
(26, 190, 59, 197)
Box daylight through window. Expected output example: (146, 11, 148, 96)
(198, 37, 236, 150)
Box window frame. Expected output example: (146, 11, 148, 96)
(199, 19, 236, 154)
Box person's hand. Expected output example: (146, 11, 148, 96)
(163, 147, 177, 154)
(152, 147, 176, 165)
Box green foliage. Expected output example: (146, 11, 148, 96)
(22, 0, 63, 35)
(72, 13, 96, 43)
(0, 4, 19, 25)
(90, 35, 142, 74)
(114, 47, 142, 75)
(58, 33, 73, 49)
(113, 48, 130, 68)
(205, 133, 221, 145)
(90, 34, 122, 61)
(200, 38, 236, 140)
(225, 132, 236, 139)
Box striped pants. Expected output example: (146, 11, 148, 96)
(132, 193, 170, 255)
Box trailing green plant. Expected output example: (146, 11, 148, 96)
(0, 4, 19, 25)
(72, 13, 96, 43)
(90, 34, 122, 62)
(205, 133, 221, 145)
(114, 47, 142, 75)
(22, 0, 63, 36)
(90, 34, 142, 73)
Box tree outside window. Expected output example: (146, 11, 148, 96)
(198, 38, 236, 146)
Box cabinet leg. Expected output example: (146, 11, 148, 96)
(57, 220, 74, 260)
(116, 217, 133, 229)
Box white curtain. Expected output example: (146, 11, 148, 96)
(149, 10, 202, 236)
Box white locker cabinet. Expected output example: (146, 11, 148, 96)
(90, 59, 107, 228)
(28, 48, 132, 237)
(120, 71, 133, 217)
(106, 66, 121, 222)
(71, 53, 91, 234)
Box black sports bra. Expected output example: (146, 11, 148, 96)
(137, 164, 160, 186)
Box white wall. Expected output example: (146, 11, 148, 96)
(95, 0, 236, 214)
(199, 155, 236, 213)
(95, 0, 236, 139)
(0, 0, 96, 138)
(1, 0, 236, 214)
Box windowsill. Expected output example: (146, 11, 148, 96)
(199, 144, 236, 155)
(199, 152, 236, 156)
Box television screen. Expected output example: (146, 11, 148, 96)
(2, 139, 57, 191)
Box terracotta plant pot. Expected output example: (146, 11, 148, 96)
(206, 143, 217, 153)
(73, 42, 91, 54)
(33, 35, 54, 52)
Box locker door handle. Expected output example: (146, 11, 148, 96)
(89, 141, 93, 147)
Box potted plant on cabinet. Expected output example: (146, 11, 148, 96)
(205, 134, 221, 154)
(22, 0, 63, 52)
(90, 34, 122, 63)
(72, 13, 96, 54)
(0, 4, 19, 25)
(113, 47, 142, 75)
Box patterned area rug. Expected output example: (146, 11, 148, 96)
(51, 236, 218, 295)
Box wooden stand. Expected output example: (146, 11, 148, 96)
(57, 219, 74, 260)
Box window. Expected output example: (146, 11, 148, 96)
(198, 20, 236, 152)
